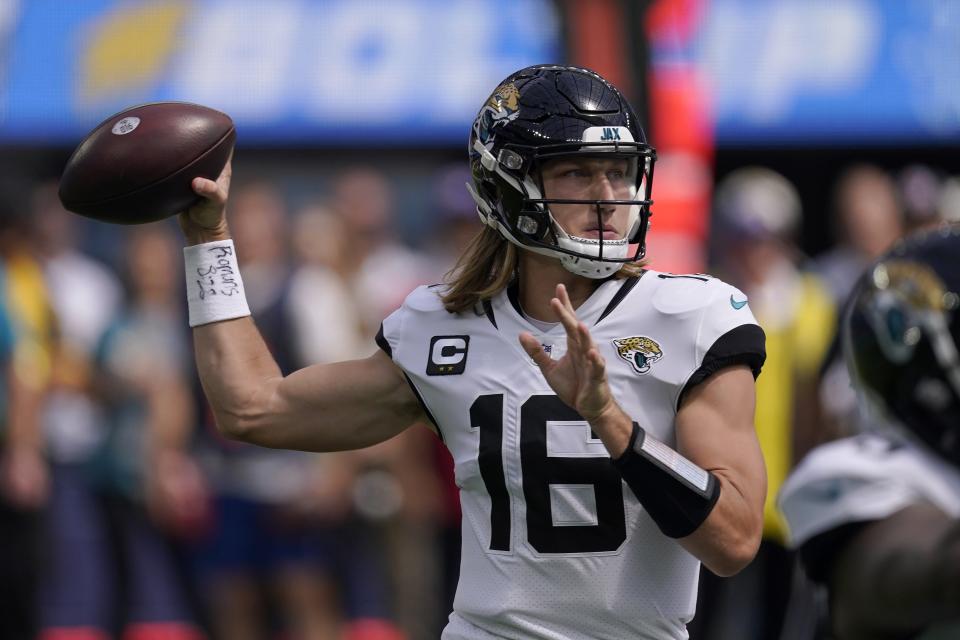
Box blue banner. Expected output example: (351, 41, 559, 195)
(4, 0, 956, 146)
(683, 0, 960, 145)
(0, 0, 561, 144)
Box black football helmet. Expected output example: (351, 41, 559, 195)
(467, 65, 656, 278)
(845, 224, 960, 466)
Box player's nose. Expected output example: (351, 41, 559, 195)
(591, 173, 618, 203)
(592, 180, 618, 218)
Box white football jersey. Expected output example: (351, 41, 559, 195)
(378, 271, 765, 640)
(779, 433, 960, 550)
(779, 434, 960, 640)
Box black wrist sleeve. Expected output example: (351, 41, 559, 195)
(612, 422, 721, 539)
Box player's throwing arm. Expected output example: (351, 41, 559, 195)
(181, 163, 426, 453)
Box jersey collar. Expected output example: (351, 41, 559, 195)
(491, 275, 643, 337)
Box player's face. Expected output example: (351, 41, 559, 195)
(539, 156, 636, 240)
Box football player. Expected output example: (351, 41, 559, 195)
(178, 65, 767, 639)
(779, 224, 960, 639)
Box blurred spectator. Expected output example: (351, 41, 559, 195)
(423, 164, 482, 280)
(289, 196, 418, 640)
(193, 182, 401, 640)
(329, 167, 431, 338)
(368, 425, 446, 640)
(897, 164, 943, 232)
(288, 203, 367, 365)
(814, 166, 907, 443)
(40, 223, 206, 639)
(938, 175, 960, 223)
(693, 168, 835, 640)
(30, 180, 121, 637)
(32, 179, 122, 474)
(813, 164, 904, 307)
(0, 191, 51, 638)
(287, 203, 398, 635)
(324, 168, 446, 639)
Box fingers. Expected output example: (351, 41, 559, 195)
(585, 346, 607, 381)
(551, 284, 599, 359)
(519, 332, 555, 372)
(191, 176, 215, 194)
(550, 285, 580, 342)
(217, 156, 233, 189)
(192, 156, 233, 202)
(555, 283, 577, 321)
(192, 177, 226, 204)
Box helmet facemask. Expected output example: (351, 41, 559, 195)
(467, 65, 656, 278)
(469, 133, 655, 279)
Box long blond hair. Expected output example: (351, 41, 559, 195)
(440, 227, 645, 314)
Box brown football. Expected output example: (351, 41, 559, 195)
(58, 102, 235, 224)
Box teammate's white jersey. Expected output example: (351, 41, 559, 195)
(779, 433, 960, 550)
(378, 271, 765, 640)
(779, 435, 960, 640)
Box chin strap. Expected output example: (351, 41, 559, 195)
(559, 252, 624, 279)
(553, 213, 630, 278)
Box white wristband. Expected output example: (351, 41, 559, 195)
(184, 239, 251, 327)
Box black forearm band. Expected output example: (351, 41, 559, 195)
(612, 422, 721, 539)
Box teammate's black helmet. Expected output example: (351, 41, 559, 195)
(845, 224, 960, 466)
(467, 65, 656, 279)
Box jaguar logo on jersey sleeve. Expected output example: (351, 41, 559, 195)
(613, 336, 663, 375)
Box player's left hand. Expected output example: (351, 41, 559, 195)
(519, 284, 617, 422)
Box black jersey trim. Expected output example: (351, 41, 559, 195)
(506, 279, 523, 317)
(677, 324, 767, 409)
(595, 273, 644, 325)
(508, 273, 642, 326)
(482, 299, 497, 329)
(798, 521, 871, 584)
(375, 324, 442, 439)
(403, 372, 442, 440)
(375, 324, 392, 358)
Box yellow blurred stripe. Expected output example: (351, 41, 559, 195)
(80, 1, 190, 100)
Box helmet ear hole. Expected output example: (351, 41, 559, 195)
(479, 180, 498, 204)
(517, 215, 539, 236)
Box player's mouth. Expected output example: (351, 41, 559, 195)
(580, 224, 621, 240)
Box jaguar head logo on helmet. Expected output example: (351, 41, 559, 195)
(466, 65, 657, 280)
(473, 81, 521, 149)
(845, 224, 960, 467)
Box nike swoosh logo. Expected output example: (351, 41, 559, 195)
(730, 295, 748, 310)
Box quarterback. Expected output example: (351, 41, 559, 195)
(178, 66, 767, 639)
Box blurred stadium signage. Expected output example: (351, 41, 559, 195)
(695, 0, 960, 145)
(0, 0, 559, 144)
(1, 0, 958, 146)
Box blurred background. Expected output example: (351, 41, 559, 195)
(0, 1, 957, 639)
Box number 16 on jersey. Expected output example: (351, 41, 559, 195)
(470, 393, 629, 555)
